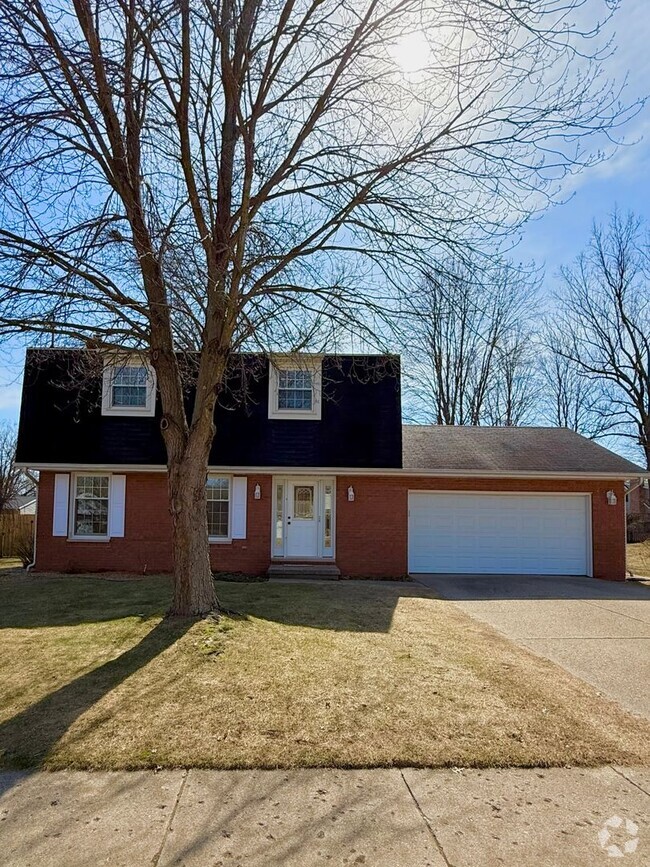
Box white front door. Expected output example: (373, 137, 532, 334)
(286, 481, 319, 557)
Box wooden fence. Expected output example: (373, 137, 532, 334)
(0, 513, 34, 558)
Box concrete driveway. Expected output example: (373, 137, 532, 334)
(415, 573, 650, 718)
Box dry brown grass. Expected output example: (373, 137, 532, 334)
(1, 572, 649, 771)
(627, 541, 650, 577)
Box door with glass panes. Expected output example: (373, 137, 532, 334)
(273, 478, 335, 559)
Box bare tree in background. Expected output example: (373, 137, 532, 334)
(407, 260, 538, 425)
(0, 0, 632, 614)
(539, 332, 615, 438)
(553, 211, 650, 466)
(484, 333, 540, 426)
(0, 423, 23, 513)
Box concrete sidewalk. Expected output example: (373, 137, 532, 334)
(1, 767, 648, 866)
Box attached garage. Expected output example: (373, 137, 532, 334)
(408, 491, 591, 576)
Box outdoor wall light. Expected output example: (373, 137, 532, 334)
(254, 484, 261, 500)
(347, 485, 355, 502)
(606, 490, 617, 506)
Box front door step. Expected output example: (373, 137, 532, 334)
(267, 562, 341, 580)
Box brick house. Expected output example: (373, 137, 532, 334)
(15, 349, 647, 581)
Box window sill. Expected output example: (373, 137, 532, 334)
(67, 535, 111, 543)
(209, 537, 233, 545)
(268, 409, 321, 421)
(101, 406, 156, 417)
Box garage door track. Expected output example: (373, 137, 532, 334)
(416, 573, 650, 718)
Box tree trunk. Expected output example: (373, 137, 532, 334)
(167, 456, 219, 617)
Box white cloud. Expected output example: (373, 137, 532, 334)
(566, 0, 650, 188)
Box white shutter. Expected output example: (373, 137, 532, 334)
(52, 473, 70, 537)
(109, 474, 126, 538)
(231, 477, 247, 539)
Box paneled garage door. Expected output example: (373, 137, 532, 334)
(408, 492, 591, 575)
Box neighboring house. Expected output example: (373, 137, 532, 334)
(14, 348, 648, 581)
(626, 479, 649, 518)
(2, 494, 36, 516)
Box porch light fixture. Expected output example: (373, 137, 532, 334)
(347, 485, 355, 502)
(254, 484, 261, 500)
(606, 490, 617, 506)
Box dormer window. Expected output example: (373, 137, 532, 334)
(102, 358, 156, 416)
(112, 365, 148, 408)
(278, 369, 313, 411)
(268, 356, 322, 420)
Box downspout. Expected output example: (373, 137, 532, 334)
(626, 477, 645, 497)
(25, 469, 38, 572)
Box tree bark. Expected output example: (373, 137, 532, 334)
(167, 455, 218, 617)
(156, 345, 227, 618)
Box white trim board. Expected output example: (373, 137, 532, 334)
(14, 462, 647, 480)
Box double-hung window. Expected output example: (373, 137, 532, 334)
(102, 359, 156, 416)
(277, 369, 313, 411)
(206, 476, 230, 540)
(111, 366, 148, 408)
(72, 474, 110, 538)
(268, 357, 322, 420)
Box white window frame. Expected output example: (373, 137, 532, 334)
(268, 356, 322, 420)
(69, 472, 112, 541)
(101, 358, 156, 417)
(207, 473, 232, 543)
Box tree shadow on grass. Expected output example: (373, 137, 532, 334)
(0, 616, 192, 769)
(0, 572, 437, 634)
(216, 579, 432, 633)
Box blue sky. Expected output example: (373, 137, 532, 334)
(1, 0, 649, 428)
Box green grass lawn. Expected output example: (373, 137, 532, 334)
(1, 571, 649, 771)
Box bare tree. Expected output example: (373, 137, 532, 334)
(0, 0, 632, 614)
(406, 260, 537, 425)
(484, 333, 540, 426)
(0, 423, 22, 513)
(539, 334, 615, 438)
(553, 211, 650, 466)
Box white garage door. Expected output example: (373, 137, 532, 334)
(408, 492, 591, 575)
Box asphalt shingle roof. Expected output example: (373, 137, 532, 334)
(2, 494, 36, 512)
(402, 425, 647, 476)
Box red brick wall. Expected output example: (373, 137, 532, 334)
(335, 476, 627, 581)
(35, 471, 626, 581)
(35, 471, 272, 575)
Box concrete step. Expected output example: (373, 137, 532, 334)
(267, 562, 341, 580)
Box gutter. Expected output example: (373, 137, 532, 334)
(13, 462, 650, 481)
